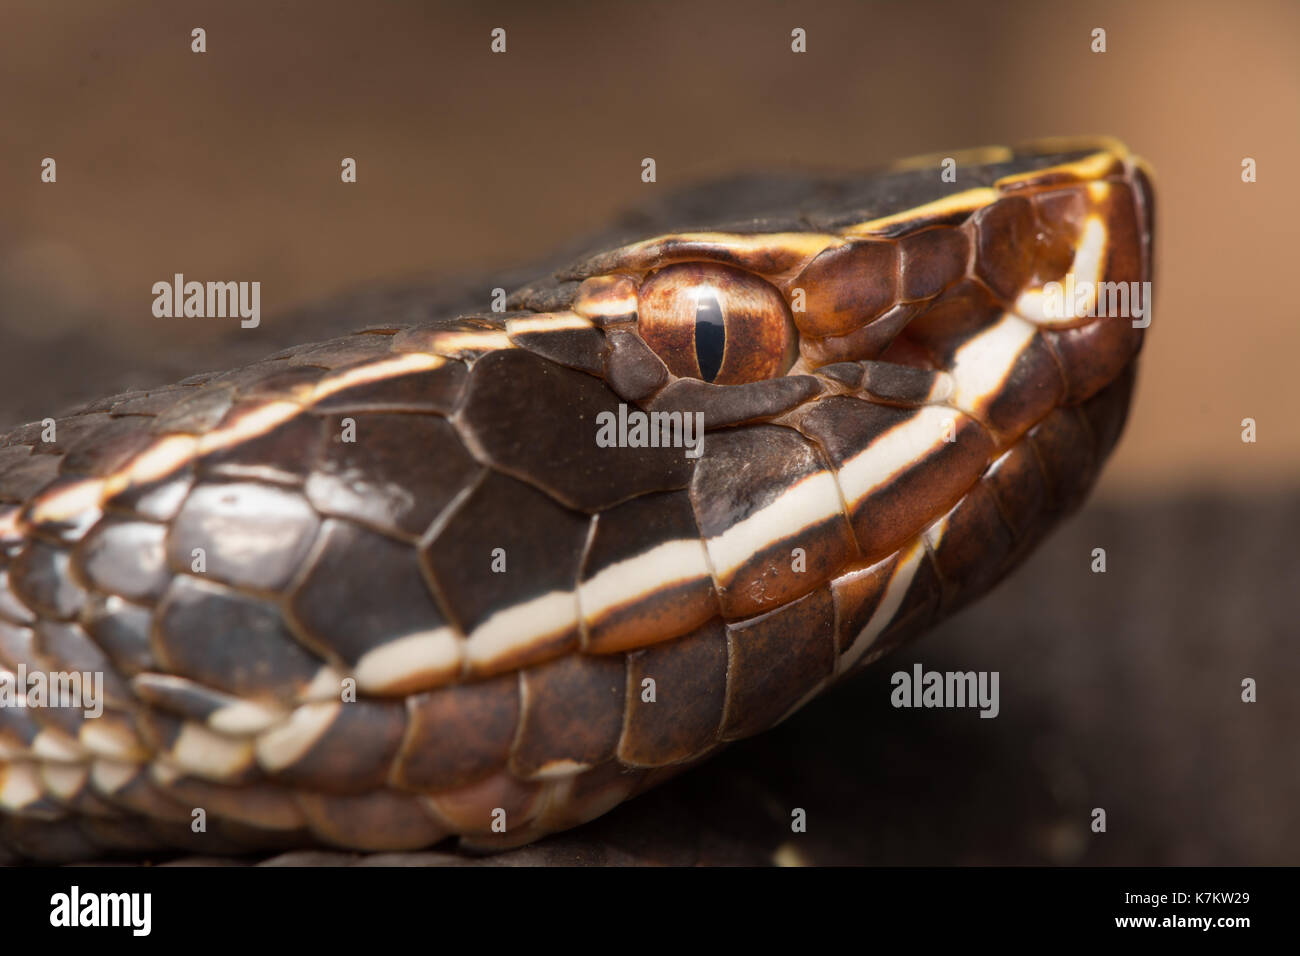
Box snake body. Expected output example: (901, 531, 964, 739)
(0, 139, 1154, 861)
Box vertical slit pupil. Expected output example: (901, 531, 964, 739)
(693, 291, 726, 382)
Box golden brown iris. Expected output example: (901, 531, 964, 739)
(636, 262, 797, 385)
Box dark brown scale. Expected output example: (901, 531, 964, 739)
(507, 279, 582, 314)
(9, 540, 87, 620)
(162, 778, 304, 833)
(974, 195, 1037, 301)
(166, 480, 320, 592)
(1078, 359, 1137, 463)
(981, 443, 1052, 543)
(421, 470, 588, 675)
(720, 586, 836, 740)
(1133, 166, 1157, 284)
(0, 677, 42, 745)
(579, 489, 719, 653)
(395, 674, 520, 791)
(645, 374, 821, 429)
(133, 710, 257, 784)
(287, 519, 451, 679)
(1026, 187, 1088, 283)
(1027, 405, 1101, 514)
(603, 328, 669, 400)
(562, 235, 811, 282)
(0, 569, 36, 625)
(207, 361, 312, 395)
(689, 424, 857, 619)
(861, 548, 944, 664)
(829, 556, 894, 656)
(1042, 317, 1143, 405)
(154, 576, 322, 698)
(264, 699, 408, 794)
(18, 475, 101, 542)
(794, 397, 996, 561)
(0, 818, 98, 864)
(511, 652, 626, 778)
(305, 413, 480, 539)
(858, 361, 946, 406)
(104, 466, 194, 523)
(81, 595, 157, 676)
(57, 415, 156, 477)
(792, 239, 899, 337)
(234, 366, 332, 402)
(903, 276, 1003, 350)
(1098, 181, 1146, 290)
(132, 672, 259, 725)
(35, 620, 132, 706)
(42, 777, 120, 821)
(803, 153, 1014, 231)
(280, 332, 399, 369)
(0, 451, 33, 488)
(548, 759, 645, 832)
(309, 360, 467, 415)
(899, 226, 969, 302)
(76, 389, 152, 416)
(3, 422, 50, 448)
(195, 407, 326, 485)
(814, 362, 866, 388)
(455, 349, 693, 513)
(798, 301, 923, 368)
(975, 333, 1067, 443)
(28, 413, 114, 459)
(619, 618, 728, 766)
(107, 386, 193, 418)
(294, 789, 445, 851)
(152, 383, 238, 434)
(0, 454, 59, 502)
(509, 325, 607, 375)
(95, 769, 193, 824)
(430, 768, 542, 835)
(72, 818, 177, 858)
(390, 317, 508, 362)
(926, 481, 1017, 613)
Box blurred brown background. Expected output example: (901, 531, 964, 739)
(1, 1, 1296, 866)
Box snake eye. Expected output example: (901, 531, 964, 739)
(636, 262, 798, 385)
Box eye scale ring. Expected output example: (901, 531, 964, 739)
(636, 262, 797, 385)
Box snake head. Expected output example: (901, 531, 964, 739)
(530, 136, 1157, 636)
(565, 136, 1154, 422)
(0, 138, 1156, 859)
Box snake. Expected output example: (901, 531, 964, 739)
(0, 137, 1154, 862)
